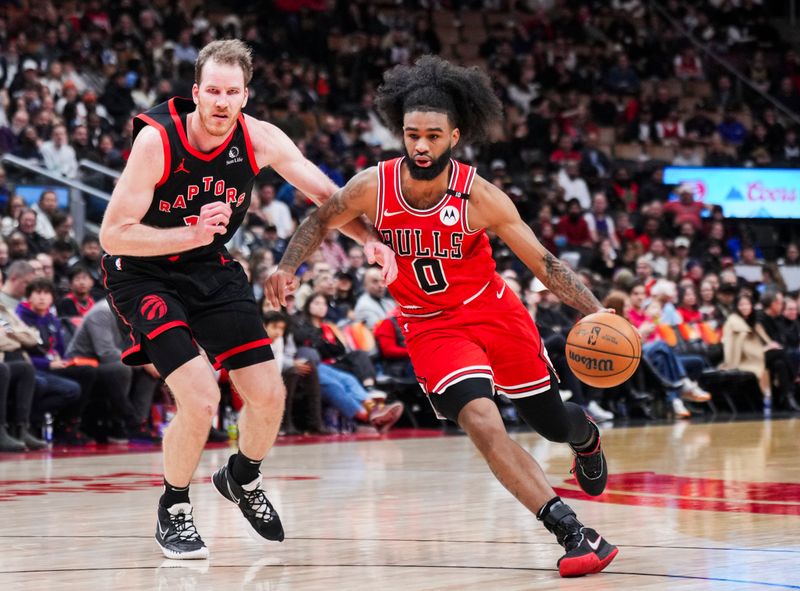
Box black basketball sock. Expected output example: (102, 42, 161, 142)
(570, 419, 599, 452)
(160, 479, 190, 508)
(231, 451, 262, 485)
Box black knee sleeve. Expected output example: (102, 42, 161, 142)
(141, 327, 200, 379)
(511, 369, 593, 444)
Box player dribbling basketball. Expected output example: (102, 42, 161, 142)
(268, 56, 619, 578)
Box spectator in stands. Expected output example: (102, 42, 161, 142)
(331, 271, 357, 321)
(704, 133, 739, 167)
(258, 182, 294, 240)
(17, 208, 51, 256)
(677, 285, 702, 323)
(698, 280, 725, 326)
(685, 101, 717, 141)
(0, 109, 29, 155)
(549, 135, 581, 166)
(584, 193, 619, 249)
(319, 229, 348, 272)
(292, 293, 403, 433)
(606, 53, 640, 95)
(12, 125, 43, 162)
(40, 123, 78, 179)
(673, 47, 704, 80)
(627, 281, 711, 417)
(354, 267, 395, 329)
(579, 131, 611, 180)
(780, 297, 800, 377)
(66, 298, 160, 442)
(0, 320, 44, 451)
(6, 231, 29, 263)
(557, 198, 593, 253)
(718, 109, 747, 146)
(720, 294, 776, 410)
(15, 278, 95, 444)
(656, 109, 686, 146)
(664, 183, 707, 232)
(50, 239, 75, 295)
(757, 290, 800, 412)
(0, 260, 35, 310)
(56, 265, 95, 319)
(673, 139, 703, 166)
(373, 308, 414, 380)
(264, 311, 329, 435)
(32, 189, 58, 241)
(71, 235, 104, 300)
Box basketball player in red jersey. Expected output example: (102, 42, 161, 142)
(99, 40, 396, 560)
(268, 56, 617, 578)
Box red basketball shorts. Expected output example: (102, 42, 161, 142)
(401, 274, 554, 399)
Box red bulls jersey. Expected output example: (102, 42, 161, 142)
(132, 97, 260, 260)
(375, 157, 495, 316)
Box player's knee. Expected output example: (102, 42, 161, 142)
(512, 384, 572, 443)
(240, 382, 285, 413)
(182, 387, 221, 424)
(458, 399, 507, 451)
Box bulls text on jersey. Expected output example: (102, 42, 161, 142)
(380, 229, 464, 259)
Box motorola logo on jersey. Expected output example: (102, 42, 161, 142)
(380, 228, 463, 259)
(158, 175, 246, 213)
(439, 205, 460, 226)
(140, 295, 168, 320)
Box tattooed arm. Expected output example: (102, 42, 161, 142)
(266, 169, 379, 307)
(467, 177, 604, 316)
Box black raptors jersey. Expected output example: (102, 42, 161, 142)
(132, 97, 260, 259)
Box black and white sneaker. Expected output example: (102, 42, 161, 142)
(155, 503, 209, 559)
(213, 455, 285, 541)
(570, 421, 608, 496)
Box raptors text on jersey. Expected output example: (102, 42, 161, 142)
(132, 97, 260, 260)
(375, 157, 496, 315)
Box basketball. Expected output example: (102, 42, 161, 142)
(565, 312, 641, 388)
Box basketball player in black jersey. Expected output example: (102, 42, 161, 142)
(100, 40, 397, 559)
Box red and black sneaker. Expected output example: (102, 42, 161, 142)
(557, 526, 618, 577)
(538, 498, 618, 577)
(570, 420, 607, 496)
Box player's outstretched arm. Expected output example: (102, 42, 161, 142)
(470, 177, 605, 316)
(99, 126, 231, 257)
(266, 170, 377, 308)
(250, 119, 383, 245)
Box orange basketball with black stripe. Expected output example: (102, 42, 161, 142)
(566, 312, 641, 388)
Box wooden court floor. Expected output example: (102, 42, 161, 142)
(1, 418, 799, 590)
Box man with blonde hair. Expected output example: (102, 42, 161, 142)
(100, 39, 397, 559)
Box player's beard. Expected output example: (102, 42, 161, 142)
(404, 145, 452, 181)
(198, 105, 239, 137)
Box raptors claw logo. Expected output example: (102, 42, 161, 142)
(140, 295, 168, 320)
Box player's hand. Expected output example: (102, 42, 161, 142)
(194, 202, 232, 246)
(265, 266, 300, 308)
(598, 307, 616, 315)
(364, 240, 398, 285)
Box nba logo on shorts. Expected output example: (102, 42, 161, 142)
(440, 205, 459, 226)
(140, 295, 168, 320)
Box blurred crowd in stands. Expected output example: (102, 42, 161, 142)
(1, 0, 800, 450)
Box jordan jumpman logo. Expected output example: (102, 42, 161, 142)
(173, 158, 190, 174)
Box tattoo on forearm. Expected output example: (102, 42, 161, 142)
(542, 252, 602, 315)
(280, 193, 349, 270)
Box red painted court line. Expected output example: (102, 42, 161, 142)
(604, 471, 800, 502)
(556, 470, 800, 516)
(0, 428, 448, 461)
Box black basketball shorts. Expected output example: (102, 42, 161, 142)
(101, 250, 273, 375)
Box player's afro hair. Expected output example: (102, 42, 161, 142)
(375, 55, 503, 145)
